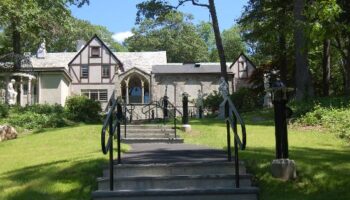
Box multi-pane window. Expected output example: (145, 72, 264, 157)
(91, 47, 100, 57)
(81, 89, 108, 101)
(238, 61, 248, 78)
(102, 65, 110, 78)
(81, 65, 89, 78)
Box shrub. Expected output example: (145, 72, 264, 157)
(6, 112, 66, 130)
(65, 95, 101, 122)
(203, 91, 223, 113)
(296, 105, 350, 141)
(0, 103, 9, 118)
(230, 88, 261, 112)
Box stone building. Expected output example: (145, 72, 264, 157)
(0, 35, 255, 118)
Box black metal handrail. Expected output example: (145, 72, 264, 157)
(222, 95, 247, 188)
(101, 91, 123, 191)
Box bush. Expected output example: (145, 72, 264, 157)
(230, 88, 261, 112)
(203, 91, 223, 113)
(0, 103, 9, 118)
(296, 105, 350, 141)
(6, 112, 66, 130)
(65, 95, 101, 122)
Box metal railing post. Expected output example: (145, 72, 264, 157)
(225, 100, 232, 162)
(108, 111, 114, 191)
(117, 103, 122, 164)
(233, 114, 239, 188)
(174, 106, 177, 138)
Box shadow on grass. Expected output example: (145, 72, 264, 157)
(0, 158, 107, 200)
(228, 145, 350, 200)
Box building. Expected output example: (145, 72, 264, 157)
(0, 35, 255, 117)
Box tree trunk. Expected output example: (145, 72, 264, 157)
(294, 0, 314, 100)
(11, 20, 21, 70)
(344, 45, 350, 95)
(208, 0, 227, 82)
(322, 39, 331, 96)
(278, 33, 287, 84)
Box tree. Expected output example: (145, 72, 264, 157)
(136, 0, 229, 81)
(0, 0, 89, 68)
(294, 0, 314, 100)
(125, 11, 209, 63)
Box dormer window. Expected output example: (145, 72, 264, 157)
(91, 46, 100, 57)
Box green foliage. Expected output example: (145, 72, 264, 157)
(203, 90, 223, 113)
(65, 95, 101, 123)
(125, 11, 209, 63)
(0, 103, 9, 118)
(14, 104, 65, 115)
(230, 88, 261, 112)
(296, 105, 350, 141)
(6, 112, 66, 130)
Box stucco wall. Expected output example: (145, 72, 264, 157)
(39, 73, 70, 105)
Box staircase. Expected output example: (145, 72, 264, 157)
(92, 161, 259, 200)
(120, 124, 184, 144)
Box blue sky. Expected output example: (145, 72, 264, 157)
(70, 0, 248, 42)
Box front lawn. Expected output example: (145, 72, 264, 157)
(0, 124, 129, 200)
(181, 109, 350, 200)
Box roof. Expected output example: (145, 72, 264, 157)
(31, 53, 76, 70)
(152, 63, 233, 74)
(114, 51, 167, 73)
(30, 51, 167, 74)
(229, 53, 256, 69)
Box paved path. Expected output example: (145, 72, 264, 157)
(120, 143, 228, 164)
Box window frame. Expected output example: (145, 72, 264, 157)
(238, 61, 248, 79)
(81, 65, 89, 79)
(90, 46, 101, 58)
(102, 65, 110, 78)
(81, 89, 108, 102)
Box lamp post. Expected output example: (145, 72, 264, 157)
(182, 92, 191, 132)
(266, 71, 296, 181)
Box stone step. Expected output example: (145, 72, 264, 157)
(97, 174, 253, 191)
(122, 129, 174, 133)
(121, 138, 184, 144)
(121, 132, 175, 138)
(92, 188, 259, 200)
(121, 125, 171, 130)
(103, 162, 246, 178)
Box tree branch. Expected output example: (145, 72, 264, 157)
(176, 0, 209, 9)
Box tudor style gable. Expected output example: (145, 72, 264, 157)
(68, 35, 123, 84)
(230, 53, 256, 79)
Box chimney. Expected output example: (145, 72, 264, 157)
(36, 40, 47, 59)
(76, 40, 86, 52)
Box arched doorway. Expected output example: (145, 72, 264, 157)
(121, 74, 150, 104)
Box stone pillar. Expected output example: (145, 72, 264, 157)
(27, 78, 32, 105)
(125, 81, 129, 104)
(4, 75, 9, 104)
(20, 77, 24, 107)
(141, 80, 145, 104)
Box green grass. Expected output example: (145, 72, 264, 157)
(0, 124, 129, 200)
(180, 109, 350, 200)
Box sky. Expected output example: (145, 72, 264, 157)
(70, 0, 248, 43)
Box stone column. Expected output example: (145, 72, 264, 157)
(141, 80, 145, 104)
(27, 78, 32, 105)
(125, 81, 129, 104)
(20, 77, 24, 106)
(4, 75, 9, 104)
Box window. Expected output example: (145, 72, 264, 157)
(81, 65, 89, 78)
(81, 89, 108, 101)
(102, 65, 110, 78)
(91, 46, 100, 57)
(238, 61, 248, 78)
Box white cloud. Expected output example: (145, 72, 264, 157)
(112, 31, 134, 43)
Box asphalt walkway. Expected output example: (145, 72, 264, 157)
(120, 143, 228, 164)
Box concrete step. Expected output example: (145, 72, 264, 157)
(121, 134, 176, 139)
(92, 188, 259, 200)
(103, 162, 246, 178)
(97, 174, 253, 191)
(121, 125, 171, 130)
(122, 129, 174, 133)
(121, 138, 184, 144)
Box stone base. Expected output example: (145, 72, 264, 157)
(271, 159, 297, 181)
(181, 124, 192, 133)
